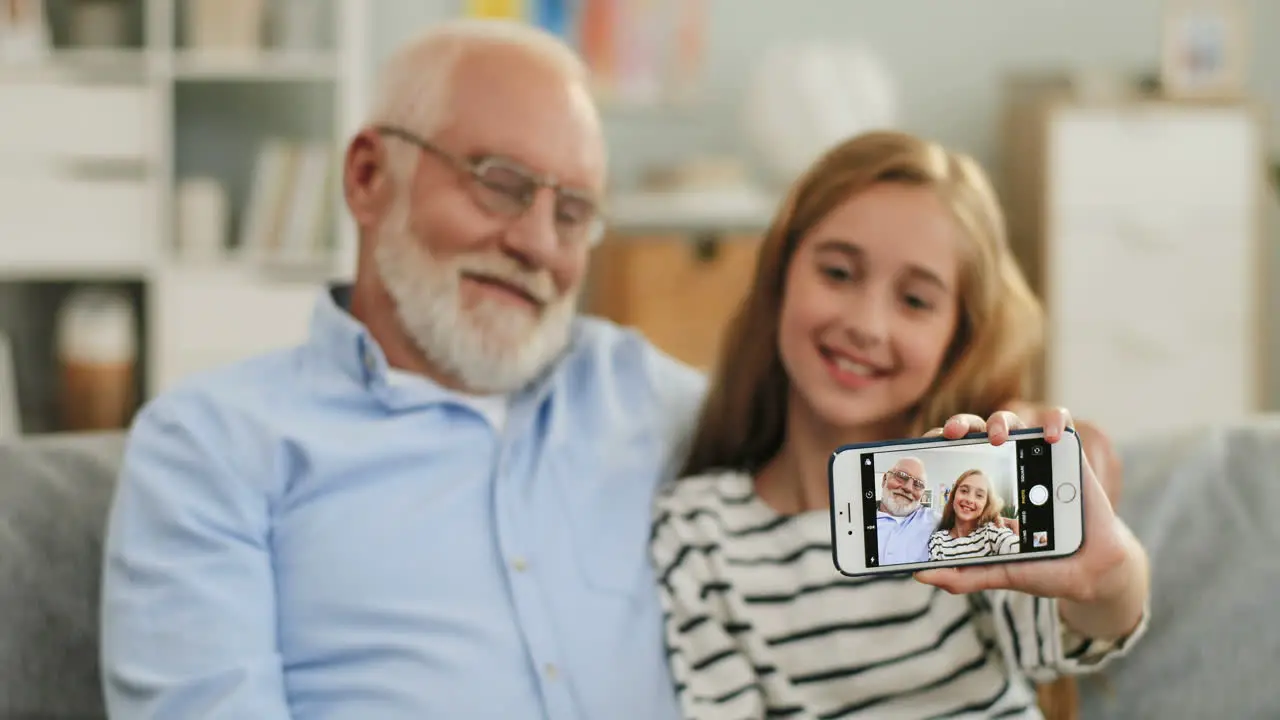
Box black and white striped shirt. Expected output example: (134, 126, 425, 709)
(929, 522, 1020, 561)
(651, 472, 1147, 719)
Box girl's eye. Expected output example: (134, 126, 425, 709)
(904, 294, 934, 311)
(820, 265, 852, 282)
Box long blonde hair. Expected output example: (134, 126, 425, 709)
(937, 469, 1006, 531)
(681, 130, 1044, 477)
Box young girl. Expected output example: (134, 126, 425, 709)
(651, 131, 1150, 719)
(929, 469, 1019, 561)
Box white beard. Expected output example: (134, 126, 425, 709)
(372, 197, 577, 395)
(881, 489, 920, 517)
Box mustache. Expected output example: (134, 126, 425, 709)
(375, 205, 560, 306)
(454, 255, 557, 305)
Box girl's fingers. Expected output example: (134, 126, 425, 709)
(942, 414, 986, 439)
(986, 410, 1026, 445)
(1042, 407, 1073, 442)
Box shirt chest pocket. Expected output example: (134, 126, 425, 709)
(551, 446, 667, 598)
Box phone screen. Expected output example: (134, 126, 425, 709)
(857, 436, 1057, 569)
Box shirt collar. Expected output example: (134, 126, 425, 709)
(307, 284, 384, 387)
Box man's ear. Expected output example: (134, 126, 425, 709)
(343, 128, 396, 228)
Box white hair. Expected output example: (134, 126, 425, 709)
(367, 19, 590, 182)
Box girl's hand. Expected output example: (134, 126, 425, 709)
(1001, 401, 1125, 506)
(915, 409, 1143, 612)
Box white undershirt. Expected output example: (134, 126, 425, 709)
(385, 368, 509, 433)
(877, 509, 903, 524)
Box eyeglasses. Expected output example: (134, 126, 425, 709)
(885, 468, 925, 492)
(374, 125, 606, 248)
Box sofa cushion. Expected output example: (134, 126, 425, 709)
(1078, 415, 1280, 719)
(0, 431, 125, 720)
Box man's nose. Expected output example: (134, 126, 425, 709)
(501, 189, 560, 269)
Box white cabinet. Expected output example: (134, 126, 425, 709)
(1005, 91, 1266, 442)
(0, 79, 162, 276)
(0, 83, 158, 161)
(0, 0, 368, 429)
(0, 176, 157, 275)
(150, 267, 319, 394)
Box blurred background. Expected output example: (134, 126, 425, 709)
(0, 0, 1276, 443)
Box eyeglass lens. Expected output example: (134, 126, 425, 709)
(469, 160, 601, 244)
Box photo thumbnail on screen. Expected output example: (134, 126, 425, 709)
(858, 437, 1056, 568)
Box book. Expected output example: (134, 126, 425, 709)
(464, 0, 525, 20)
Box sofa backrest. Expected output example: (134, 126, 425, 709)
(0, 432, 124, 720)
(1077, 415, 1280, 719)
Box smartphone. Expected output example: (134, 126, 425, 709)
(828, 428, 1084, 577)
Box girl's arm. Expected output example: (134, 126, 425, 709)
(987, 524, 1020, 556)
(1056, 516, 1150, 641)
(917, 409, 1151, 666)
(651, 492, 770, 720)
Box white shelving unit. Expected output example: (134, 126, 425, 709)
(1003, 78, 1269, 443)
(0, 0, 368, 420)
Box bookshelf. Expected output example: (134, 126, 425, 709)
(0, 0, 368, 433)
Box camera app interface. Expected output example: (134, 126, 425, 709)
(846, 438, 1056, 568)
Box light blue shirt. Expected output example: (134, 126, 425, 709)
(875, 505, 940, 565)
(100, 286, 706, 720)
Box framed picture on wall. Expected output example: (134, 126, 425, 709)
(1160, 0, 1248, 99)
(0, 0, 51, 63)
(922, 490, 933, 508)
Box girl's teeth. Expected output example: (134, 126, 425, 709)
(833, 356, 874, 376)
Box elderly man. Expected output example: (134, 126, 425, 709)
(100, 20, 702, 720)
(876, 457, 939, 565)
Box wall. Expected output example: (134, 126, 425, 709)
(369, 0, 1278, 183)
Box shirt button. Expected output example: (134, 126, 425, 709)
(544, 663, 558, 680)
(511, 557, 528, 572)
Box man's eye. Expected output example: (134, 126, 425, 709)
(555, 196, 594, 224)
(477, 166, 531, 196)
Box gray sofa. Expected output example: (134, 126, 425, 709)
(2, 419, 1279, 719)
(0, 431, 122, 719)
